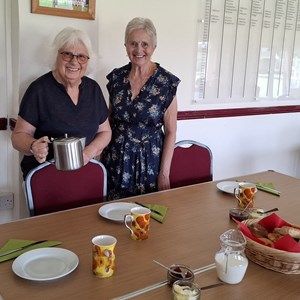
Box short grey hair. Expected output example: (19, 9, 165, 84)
(48, 27, 95, 72)
(125, 17, 157, 47)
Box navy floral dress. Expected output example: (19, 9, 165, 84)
(102, 63, 180, 200)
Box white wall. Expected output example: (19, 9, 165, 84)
(177, 114, 300, 180)
(5, 0, 300, 221)
(15, 0, 199, 108)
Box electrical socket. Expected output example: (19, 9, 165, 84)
(0, 192, 14, 209)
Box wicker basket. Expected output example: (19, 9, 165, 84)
(241, 219, 300, 274)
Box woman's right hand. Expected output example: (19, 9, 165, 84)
(30, 136, 50, 163)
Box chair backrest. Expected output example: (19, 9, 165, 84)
(25, 159, 107, 216)
(169, 140, 213, 188)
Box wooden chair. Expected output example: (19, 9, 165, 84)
(25, 159, 107, 216)
(169, 140, 213, 188)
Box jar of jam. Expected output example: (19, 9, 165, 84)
(167, 264, 194, 287)
(229, 208, 249, 222)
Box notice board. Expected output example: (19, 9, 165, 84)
(194, 0, 300, 102)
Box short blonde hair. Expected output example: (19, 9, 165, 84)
(125, 17, 157, 47)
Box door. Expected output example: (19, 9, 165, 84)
(0, 0, 20, 223)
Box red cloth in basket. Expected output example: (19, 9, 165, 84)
(237, 213, 300, 253)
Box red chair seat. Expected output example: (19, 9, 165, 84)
(170, 140, 213, 189)
(25, 159, 107, 216)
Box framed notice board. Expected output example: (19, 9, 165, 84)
(194, 0, 300, 103)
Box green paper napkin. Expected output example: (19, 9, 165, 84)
(146, 204, 168, 223)
(254, 182, 280, 196)
(0, 239, 62, 263)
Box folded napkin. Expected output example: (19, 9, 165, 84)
(254, 182, 280, 196)
(0, 239, 62, 263)
(146, 203, 168, 223)
(132, 202, 168, 223)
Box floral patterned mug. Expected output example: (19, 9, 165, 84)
(234, 182, 257, 209)
(92, 235, 117, 278)
(124, 207, 151, 240)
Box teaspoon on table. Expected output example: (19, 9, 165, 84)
(153, 260, 186, 278)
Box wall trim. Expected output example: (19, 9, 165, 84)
(0, 118, 7, 130)
(177, 105, 300, 120)
(9, 106, 300, 131)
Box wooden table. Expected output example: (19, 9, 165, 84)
(0, 171, 300, 300)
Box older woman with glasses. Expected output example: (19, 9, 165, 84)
(12, 27, 111, 179)
(102, 17, 180, 200)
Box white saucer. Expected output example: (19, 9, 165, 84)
(216, 181, 239, 194)
(12, 248, 79, 281)
(99, 202, 139, 222)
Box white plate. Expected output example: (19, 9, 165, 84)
(216, 181, 239, 194)
(99, 202, 139, 222)
(12, 248, 79, 281)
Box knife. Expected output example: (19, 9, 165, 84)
(0, 240, 48, 257)
(201, 282, 224, 290)
(134, 202, 163, 216)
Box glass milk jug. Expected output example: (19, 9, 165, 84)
(215, 229, 248, 284)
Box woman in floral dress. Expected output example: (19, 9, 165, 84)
(102, 17, 180, 200)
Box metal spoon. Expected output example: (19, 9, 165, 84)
(240, 199, 253, 214)
(153, 260, 186, 278)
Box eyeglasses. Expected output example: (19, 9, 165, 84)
(60, 51, 90, 64)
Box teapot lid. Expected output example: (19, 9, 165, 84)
(52, 134, 80, 143)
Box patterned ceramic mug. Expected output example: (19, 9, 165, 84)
(234, 182, 257, 209)
(124, 207, 151, 240)
(92, 235, 117, 278)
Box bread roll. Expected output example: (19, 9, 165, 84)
(258, 237, 274, 246)
(267, 232, 283, 242)
(273, 226, 300, 239)
(248, 223, 268, 238)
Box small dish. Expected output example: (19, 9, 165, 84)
(173, 280, 201, 300)
(167, 264, 194, 287)
(229, 208, 249, 221)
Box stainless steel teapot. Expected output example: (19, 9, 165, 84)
(51, 134, 86, 171)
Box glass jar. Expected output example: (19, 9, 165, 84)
(167, 264, 194, 287)
(215, 229, 248, 284)
(172, 280, 201, 300)
(229, 207, 249, 221)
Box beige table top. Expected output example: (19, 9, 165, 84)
(0, 171, 300, 300)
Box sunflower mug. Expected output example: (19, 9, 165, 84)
(124, 207, 151, 240)
(92, 235, 117, 278)
(234, 182, 257, 209)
